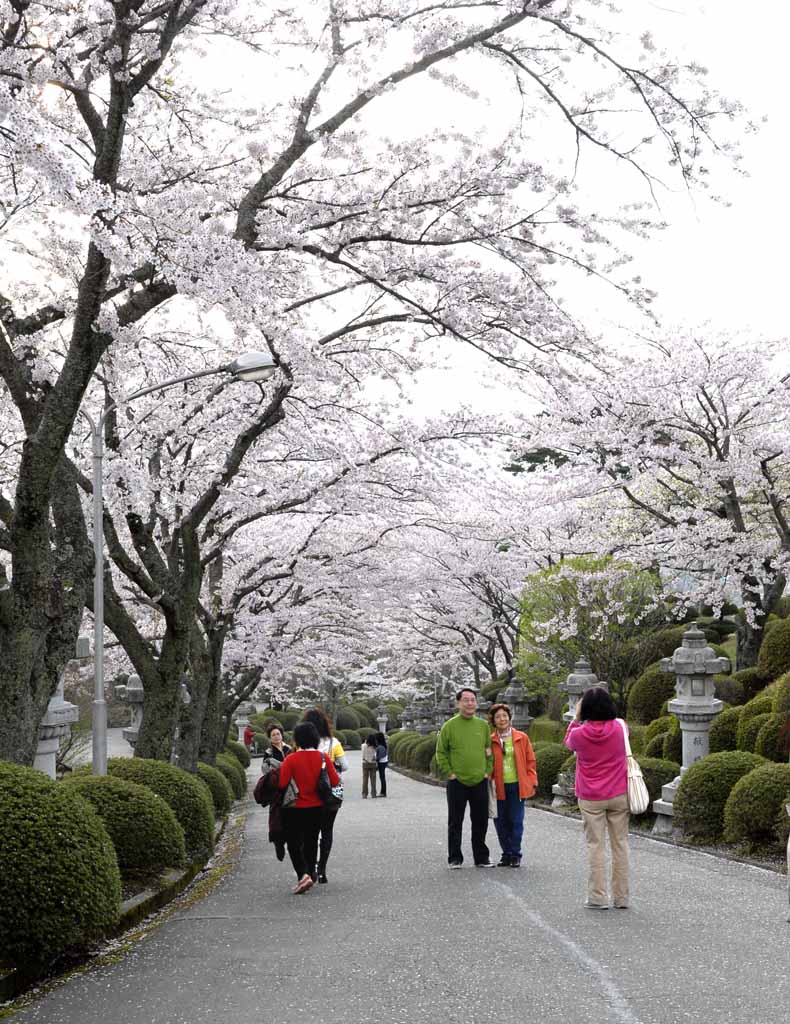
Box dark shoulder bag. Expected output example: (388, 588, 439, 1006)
(316, 753, 343, 810)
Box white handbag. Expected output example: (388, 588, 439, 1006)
(487, 777, 498, 819)
(617, 719, 650, 815)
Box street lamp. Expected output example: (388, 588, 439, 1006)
(81, 351, 277, 774)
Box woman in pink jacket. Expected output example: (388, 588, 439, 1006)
(564, 687, 629, 910)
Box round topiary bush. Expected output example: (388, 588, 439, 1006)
(410, 734, 438, 773)
(757, 617, 790, 679)
(342, 729, 361, 750)
(349, 702, 377, 728)
(709, 705, 744, 753)
(396, 733, 425, 767)
(644, 715, 674, 744)
(775, 798, 790, 850)
(225, 739, 251, 768)
(633, 756, 680, 814)
(644, 733, 668, 759)
(0, 762, 121, 965)
(108, 758, 214, 860)
(628, 624, 687, 677)
(729, 667, 769, 702)
(197, 763, 234, 816)
(534, 743, 569, 801)
(736, 712, 772, 753)
(626, 662, 676, 725)
(714, 674, 745, 706)
(723, 761, 790, 849)
(661, 721, 682, 764)
(673, 751, 766, 842)
(251, 708, 300, 732)
(754, 713, 790, 762)
(385, 703, 404, 728)
(62, 774, 186, 875)
(215, 751, 246, 799)
(774, 671, 790, 714)
(335, 706, 361, 730)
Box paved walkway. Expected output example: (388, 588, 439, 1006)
(12, 754, 788, 1024)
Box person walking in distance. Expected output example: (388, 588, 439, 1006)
(435, 688, 494, 868)
(375, 732, 388, 797)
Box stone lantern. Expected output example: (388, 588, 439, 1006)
(400, 700, 418, 732)
(235, 702, 254, 745)
(35, 670, 80, 779)
(415, 699, 435, 735)
(434, 684, 456, 728)
(500, 677, 533, 732)
(375, 704, 389, 735)
(652, 622, 728, 835)
(559, 659, 599, 723)
(116, 674, 144, 749)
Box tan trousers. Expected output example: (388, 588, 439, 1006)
(362, 762, 377, 797)
(577, 793, 629, 906)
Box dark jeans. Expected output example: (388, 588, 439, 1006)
(494, 782, 525, 860)
(377, 762, 387, 796)
(284, 806, 323, 879)
(446, 778, 489, 865)
(318, 806, 340, 872)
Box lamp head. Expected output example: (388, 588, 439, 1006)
(227, 350, 277, 382)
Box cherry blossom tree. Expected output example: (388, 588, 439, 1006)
(0, 0, 741, 762)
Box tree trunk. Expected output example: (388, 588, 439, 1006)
(736, 572, 786, 670)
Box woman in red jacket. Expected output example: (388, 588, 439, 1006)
(489, 703, 537, 868)
(278, 721, 340, 894)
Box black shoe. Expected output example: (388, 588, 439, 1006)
(448, 860, 463, 870)
(507, 859, 522, 868)
(318, 872, 328, 884)
(475, 861, 495, 868)
(310, 871, 318, 883)
(497, 856, 512, 867)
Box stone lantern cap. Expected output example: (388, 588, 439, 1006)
(501, 679, 526, 702)
(561, 659, 598, 695)
(660, 622, 730, 676)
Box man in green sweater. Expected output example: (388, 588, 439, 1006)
(435, 688, 494, 868)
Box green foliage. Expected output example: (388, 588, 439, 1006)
(774, 671, 790, 714)
(776, 798, 790, 849)
(757, 617, 790, 680)
(533, 743, 570, 800)
(713, 674, 745, 706)
(527, 717, 564, 745)
(225, 739, 251, 768)
(674, 751, 766, 841)
(723, 762, 790, 849)
(480, 679, 503, 701)
(709, 705, 744, 753)
(410, 734, 438, 773)
(349, 702, 377, 727)
(0, 762, 121, 964)
(395, 732, 425, 766)
(626, 723, 645, 755)
(729, 667, 769, 702)
(384, 703, 404, 728)
(754, 713, 790, 762)
(661, 720, 682, 763)
(644, 715, 674, 744)
(335, 706, 361, 730)
(107, 758, 214, 859)
(626, 662, 676, 725)
(633, 756, 680, 813)
(62, 774, 186, 874)
(644, 733, 668, 758)
(774, 595, 790, 619)
(622, 624, 687, 679)
(250, 709, 301, 731)
(735, 693, 774, 750)
(736, 713, 771, 753)
(196, 763, 234, 816)
(341, 729, 361, 750)
(215, 752, 246, 799)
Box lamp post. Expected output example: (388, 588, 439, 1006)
(81, 351, 277, 774)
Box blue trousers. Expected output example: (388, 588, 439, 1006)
(495, 782, 525, 860)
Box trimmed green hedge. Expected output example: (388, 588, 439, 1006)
(724, 761, 790, 849)
(661, 720, 682, 763)
(754, 713, 790, 762)
(730, 667, 770, 702)
(335, 706, 361, 730)
(633, 756, 680, 815)
(215, 751, 246, 799)
(533, 743, 569, 800)
(736, 712, 771, 754)
(107, 758, 214, 860)
(735, 694, 774, 746)
(410, 734, 438, 773)
(250, 709, 301, 731)
(644, 715, 674, 744)
(225, 739, 251, 768)
(774, 671, 790, 714)
(197, 762, 234, 815)
(62, 774, 186, 874)
(709, 705, 743, 753)
(757, 617, 790, 679)
(626, 662, 675, 725)
(349, 702, 377, 728)
(528, 718, 564, 745)
(674, 751, 765, 841)
(644, 733, 668, 758)
(0, 762, 120, 964)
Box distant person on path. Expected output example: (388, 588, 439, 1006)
(362, 734, 378, 798)
(435, 687, 494, 868)
(243, 722, 255, 753)
(375, 731, 388, 797)
(263, 723, 291, 764)
(488, 702, 537, 868)
(301, 708, 347, 884)
(564, 687, 629, 910)
(278, 721, 340, 894)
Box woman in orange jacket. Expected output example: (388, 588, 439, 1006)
(489, 702, 538, 867)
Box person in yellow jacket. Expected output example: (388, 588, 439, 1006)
(489, 703, 537, 868)
(301, 708, 346, 884)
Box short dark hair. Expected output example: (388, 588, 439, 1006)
(578, 687, 617, 722)
(302, 707, 333, 739)
(455, 687, 477, 701)
(488, 702, 512, 726)
(365, 733, 377, 746)
(293, 721, 320, 749)
(265, 721, 283, 737)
